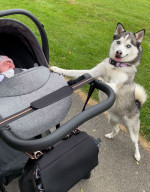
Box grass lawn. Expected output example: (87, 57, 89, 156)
(0, 0, 150, 140)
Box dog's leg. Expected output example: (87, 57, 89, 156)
(50, 67, 92, 78)
(50, 59, 108, 78)
(123, 115, 141, 161)
(105, 114, 120, 139)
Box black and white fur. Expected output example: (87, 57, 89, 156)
(51, 23, 147, 161)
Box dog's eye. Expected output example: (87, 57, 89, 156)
(116, 41, 120, 44)
(127, 44, 131, 48)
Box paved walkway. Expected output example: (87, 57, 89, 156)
(6, 92, 150, 192)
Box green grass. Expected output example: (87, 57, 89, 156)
(0, 0, 150, 140)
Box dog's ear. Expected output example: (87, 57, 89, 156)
(135, 29, 145, 43)
(115, 23, 126, 35)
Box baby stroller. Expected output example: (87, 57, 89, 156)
(0, 9, 115, 192)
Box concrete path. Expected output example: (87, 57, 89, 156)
(6, 92, 150, 192)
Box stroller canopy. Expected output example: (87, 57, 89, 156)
(0, 18, 49, 68)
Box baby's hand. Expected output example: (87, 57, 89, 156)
(50, 66, 64, 75)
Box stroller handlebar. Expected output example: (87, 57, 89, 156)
(1, 79, 115, 153)
(0, 9, 49, 62)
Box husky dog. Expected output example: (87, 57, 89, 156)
(51, 23, 147, 161)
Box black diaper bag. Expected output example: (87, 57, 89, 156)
(21, 131, 100, 192)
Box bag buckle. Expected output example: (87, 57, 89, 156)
(63, 128, 80, 140)
(33, 151, 43, 159)
(72, 128, 80, 135)
(25, 151, 43, 159)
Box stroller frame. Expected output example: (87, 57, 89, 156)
(0, 9, 115, 192)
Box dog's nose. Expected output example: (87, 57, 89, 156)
(116, 50, 122, 55)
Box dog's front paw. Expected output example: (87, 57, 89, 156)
(50, 66, 65, 75)
(50, 66, 61, 73)
(105, 133, 114, 139)
(134, 151, 141, 161)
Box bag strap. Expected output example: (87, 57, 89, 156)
(0, 76, 94, 130)
(82, 82, 95, 111)
(66, 82, 95, 137)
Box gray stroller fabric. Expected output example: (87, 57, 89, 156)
(0, 66, 72, 139)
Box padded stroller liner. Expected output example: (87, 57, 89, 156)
(0, 67, 72, 139)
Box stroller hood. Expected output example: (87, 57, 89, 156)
(0, 18, 48, 68)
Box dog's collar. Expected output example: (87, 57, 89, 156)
(109, 58, 131, 68)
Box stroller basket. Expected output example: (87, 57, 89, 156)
(0, 9, 115, 192)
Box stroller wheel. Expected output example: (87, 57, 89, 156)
(83, 172, 91, 180)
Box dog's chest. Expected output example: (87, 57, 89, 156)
(106, 68, 128, 84)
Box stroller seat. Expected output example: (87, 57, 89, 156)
(0, 66, 72, 139)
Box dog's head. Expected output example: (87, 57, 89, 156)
(109, 23, 145, 65)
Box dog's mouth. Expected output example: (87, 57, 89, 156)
(115, 54, 121, 62)
(115, 54, 128, 62)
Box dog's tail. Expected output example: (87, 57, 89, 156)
(135, 83, 147, 109)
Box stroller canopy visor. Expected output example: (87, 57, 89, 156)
(0, 18, 48, 68)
